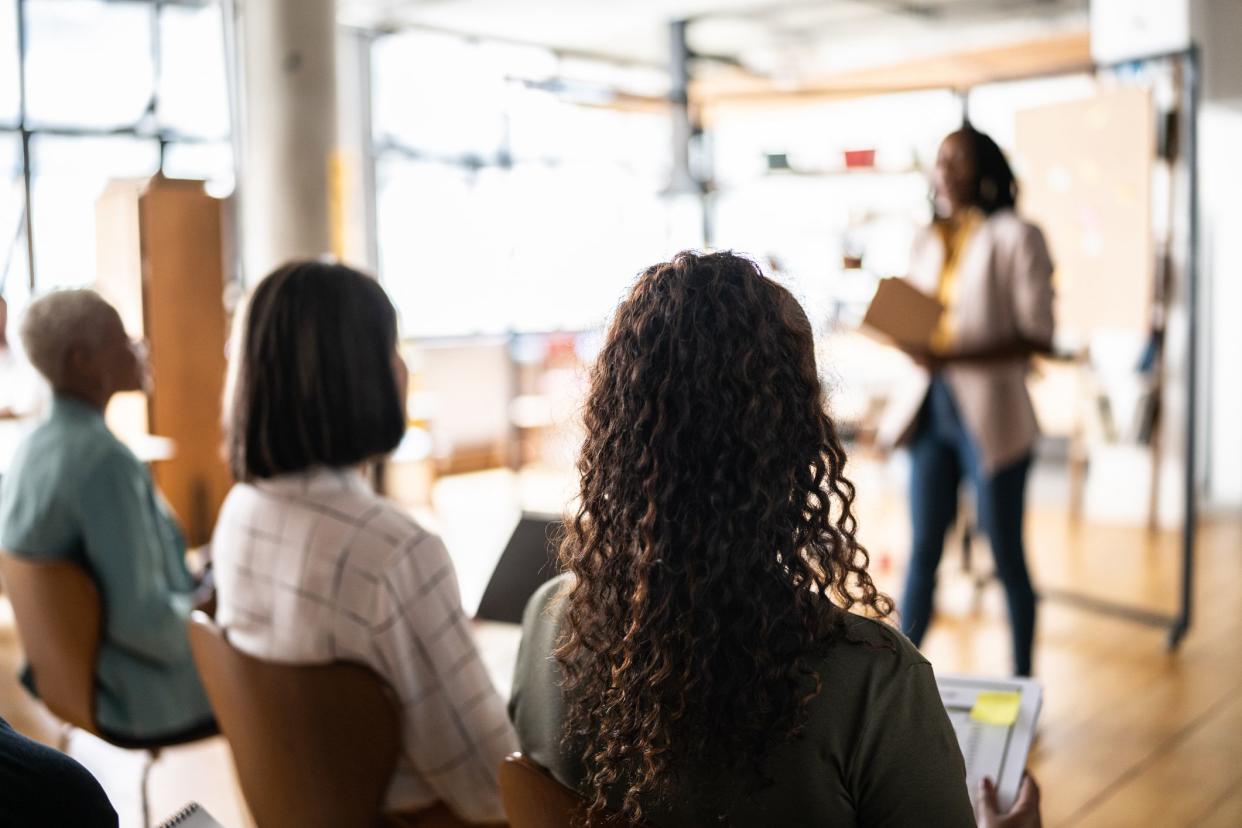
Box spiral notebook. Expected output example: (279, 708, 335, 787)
(156, 802, 225, 828)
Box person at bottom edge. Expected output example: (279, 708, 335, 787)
(0, 715, 118, 827)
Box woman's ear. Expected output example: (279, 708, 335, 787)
(61, 343, 111, 399)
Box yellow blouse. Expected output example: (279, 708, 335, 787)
(931, 209, 983, 353)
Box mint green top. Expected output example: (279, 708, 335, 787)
(0, 395, 212, 740)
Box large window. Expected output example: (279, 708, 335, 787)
(0, 0, 233, 304)
(711, 90, 963, 323)
(0, 1, 19, 126)
(0, 129, 25, 309)
(371, 29, 698, 338)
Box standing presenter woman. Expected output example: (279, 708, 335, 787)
(880, 124, 1055, 677)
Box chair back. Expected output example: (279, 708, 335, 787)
(500, 753, 647, 828)
(187, 611, 402, 828)
(0, 553, 101, 732)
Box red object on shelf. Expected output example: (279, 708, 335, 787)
(844, 149, 876, 169)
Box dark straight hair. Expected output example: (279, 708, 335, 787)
(227, 260, 406, 481)
(956, 122, 1018, 215)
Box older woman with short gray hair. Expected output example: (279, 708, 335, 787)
(19, 289, 143, 400)
(0, 289, 214, 742)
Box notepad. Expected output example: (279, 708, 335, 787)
(156, 802, 225, 828)
(939, 675, 1042, 813)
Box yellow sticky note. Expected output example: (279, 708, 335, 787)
(970, 691, 1021, 726)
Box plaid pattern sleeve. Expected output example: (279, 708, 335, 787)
(370, 532, 518, 823)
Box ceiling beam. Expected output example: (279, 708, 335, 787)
(696, 29, 1093, 114)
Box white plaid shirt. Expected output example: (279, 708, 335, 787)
(211, 468, 517, 822)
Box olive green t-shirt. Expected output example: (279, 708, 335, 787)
(509, 575, 975, 827)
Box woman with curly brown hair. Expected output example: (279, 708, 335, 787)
(509, 251, 1026, 826)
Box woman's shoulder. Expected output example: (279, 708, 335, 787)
(361, 493, 438, 545)
(340, 493, 449, 576)
(522, 572, 575, 632)
(803, 613, 941, 741)
(214, 481, 274, 532)
(820, 611, 929, 675)
(217, 477, 441, 555)
(983, 209, 1047, 247)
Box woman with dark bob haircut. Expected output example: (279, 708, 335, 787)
(510, 251, 1040, 827)
(212, 260, 516, 825)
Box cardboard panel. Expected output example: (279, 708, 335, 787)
(96, 177, 231, 546)
(1014, 87, 1155, 338)
(861, 277, 944, 349)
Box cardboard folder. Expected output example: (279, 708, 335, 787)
(861, 277, 944, 349)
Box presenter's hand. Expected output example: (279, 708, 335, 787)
(976, 774, 1041, 828)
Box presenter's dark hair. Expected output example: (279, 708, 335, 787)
(227, 260, 405, 481)
(956, 122, 1018, 214)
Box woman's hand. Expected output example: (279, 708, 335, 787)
(900, 337, 1054, 370)
(976, 775, 1041, 828)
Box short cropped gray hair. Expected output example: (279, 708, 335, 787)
(20, 290, 118, 388)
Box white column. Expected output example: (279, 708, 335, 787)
(237, 0, 339, 280)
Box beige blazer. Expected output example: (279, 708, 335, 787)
(878, 209, 1055, 474)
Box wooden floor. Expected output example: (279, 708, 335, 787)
(919, 514, 1242, 826)
(1, 465, 1239, 827)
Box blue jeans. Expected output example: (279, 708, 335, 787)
(899, 376, 1037, 676)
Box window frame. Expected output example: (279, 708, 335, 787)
(0, 0, 235, 297)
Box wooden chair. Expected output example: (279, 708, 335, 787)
(189, 611, 472, 828)
(500, 752, 646, 828)
(0, 553, 216, 826)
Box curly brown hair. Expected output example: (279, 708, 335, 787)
(555, 250, 893, 824)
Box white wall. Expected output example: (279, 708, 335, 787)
(1192, 0, 1242, 509)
